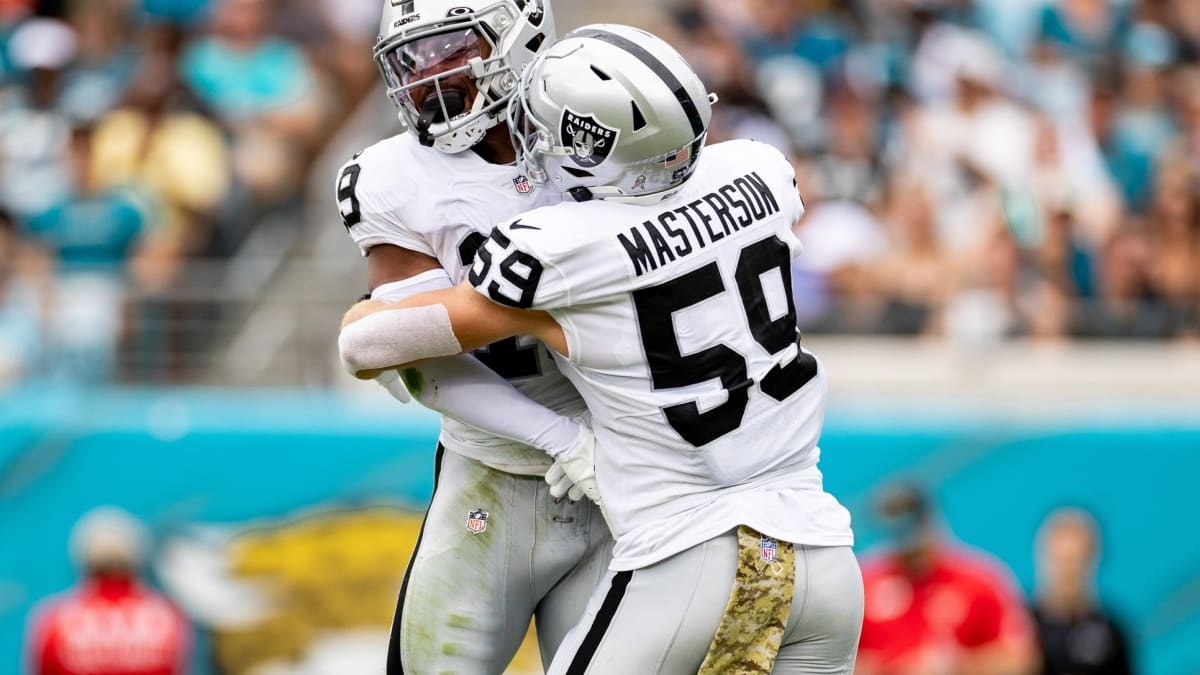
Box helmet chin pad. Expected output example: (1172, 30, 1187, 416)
(417, 90, 469, 147)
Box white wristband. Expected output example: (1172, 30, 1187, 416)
(338, 304, 463, 376)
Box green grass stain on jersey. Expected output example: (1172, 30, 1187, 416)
(446, 613, 473, 629)
(402, 368, 424, 397)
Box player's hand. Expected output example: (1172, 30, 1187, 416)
(546, 425, 601, 505)
(374, 369, 412, 404)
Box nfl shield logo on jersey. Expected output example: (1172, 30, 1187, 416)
(760, 536, 778, 563)
(513, 175, 533, 194)
(466, 509, 489, 535)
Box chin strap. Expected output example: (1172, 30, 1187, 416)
(568, 187, 594, 202)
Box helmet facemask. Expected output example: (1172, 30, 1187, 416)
(507, 62, 569, 185)
(375, 1, 552, 154)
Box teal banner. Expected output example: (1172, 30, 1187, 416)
(2, 387, 1197, 674)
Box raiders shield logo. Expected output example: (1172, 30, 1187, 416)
(560, 107, 619, 169)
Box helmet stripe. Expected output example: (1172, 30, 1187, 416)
(572, 28, 705, 137)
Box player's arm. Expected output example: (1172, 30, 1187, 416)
(358, 250, 580, 459)
(338, 155, 582, 460)
(366, 244, 441, 291)
(339, 282, 601, 505)
(339, 282, 565, 379)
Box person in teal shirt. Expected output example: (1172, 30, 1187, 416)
(180, 0, 314, 120)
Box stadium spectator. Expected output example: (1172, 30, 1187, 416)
(1031, 508, 1135, 675)
(94, 21, 230, 288)
(310, 0, 380, 122)
(943, 222, 1032, 343)
(24, 122, 149, 380)
(90, 22, 233, 378)
(805, 85, 886, 205)
(24, 507, 190, 675)
(1107, 24, 1176, 213)
(856, 484, 1038, 675)
(789, 197, 888, 333)
(181, 0, 322, 218)
(739, 0, 854, 76)
(1038, 0, 1129, 70)
(1171, 0, 1200, 61)
(1077, 223, 1170, 339)
(870, 177, 959, 337)
(57, 0, 139, 123)
(0, 207, 50, 383)
(0, 0, 35, 86)
(1142, 156, 1200, 336)
(0, 17, 77, 219)
(181, 0, 314, 124)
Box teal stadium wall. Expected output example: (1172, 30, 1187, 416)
(1, 386, 1197, 674)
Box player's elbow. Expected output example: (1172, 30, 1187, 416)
(337, 322, 390, 379)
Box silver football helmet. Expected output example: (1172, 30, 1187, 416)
(508, 24, 716, 202)
(376, 0, 555, 154)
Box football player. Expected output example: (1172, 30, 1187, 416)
(335, 2, 613, 673)
(340, 24, 864, 674)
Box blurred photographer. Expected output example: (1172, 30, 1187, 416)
(24, 508, 190, 675)
(1032, 508, 1135, 675)
(857, 484, 1037, 675)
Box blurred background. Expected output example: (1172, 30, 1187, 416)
(0, 0, 1197, 674)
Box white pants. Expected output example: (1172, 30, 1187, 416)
(389, 447, 614, 674)
(549, 530, 863, 674)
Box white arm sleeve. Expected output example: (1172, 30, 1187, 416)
(369, 269, 582, 458)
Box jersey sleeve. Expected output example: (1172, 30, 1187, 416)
(334, 149, 435, 258)
(744, 139, 805, 226)
(740, 139, 805, 258)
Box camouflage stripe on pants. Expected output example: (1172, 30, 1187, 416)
(698, 525, 796, 674)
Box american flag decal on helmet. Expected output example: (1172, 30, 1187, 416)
(662, 144, 692, 169)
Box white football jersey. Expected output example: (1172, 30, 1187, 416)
(469, 140, 853, 570)
(337, 132, 586, 474)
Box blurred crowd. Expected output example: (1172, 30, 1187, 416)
(657, 0, 1200, 342)
(0, 0, 379, 384)
(3, 0, 1200, 388)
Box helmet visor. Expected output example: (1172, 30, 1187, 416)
(380, 28, 490, 110)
